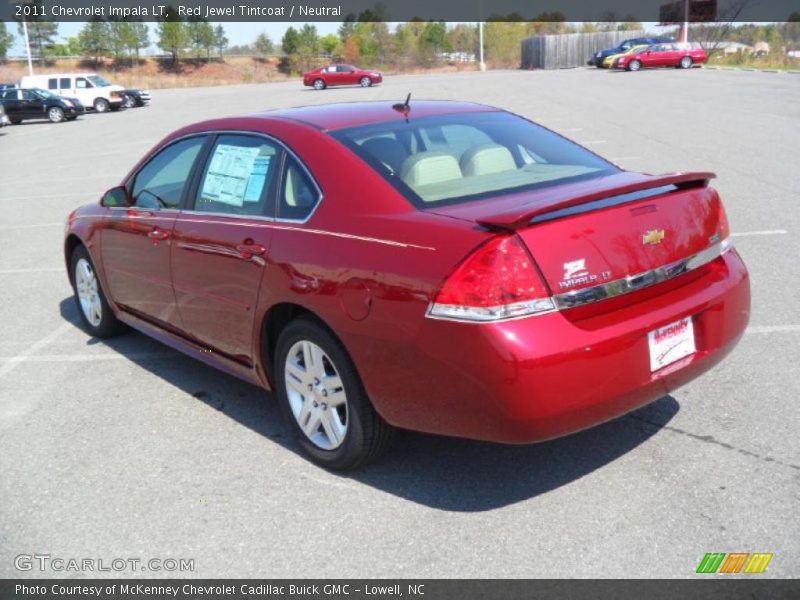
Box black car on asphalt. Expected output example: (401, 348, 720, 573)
(588, 36, 675, 67)
(0, 103, 11, 127)
(121, 88, 151, 108)
(0, 87, 85, 123)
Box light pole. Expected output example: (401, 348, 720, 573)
(21, 19, 34, 76)
(478, 21, 485, 71)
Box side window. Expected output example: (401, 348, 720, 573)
(193, 135, 280, 217)
(59, 78, 71, 89)
(48, 78, 57, 90)
(22, 90, 36, 101)
(76, 78, 90, 89)
(132, 137, 205, 210)
(279, 157, 320, 221)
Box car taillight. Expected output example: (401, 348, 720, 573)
(428, 235, 555, 322)
(717, 197, 733, 253)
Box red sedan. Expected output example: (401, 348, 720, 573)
(303, 64, 382, 90)
(64, 101, 749, 469)
(614, 43, 708, 71)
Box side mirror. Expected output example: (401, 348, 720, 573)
(101, 186, 131, 208)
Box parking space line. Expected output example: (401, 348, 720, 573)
(0, 352, 179, 364)
(0, 268, 63, 274)
(746, 325, 800, 335)
(0, 322, 72, 380)
(0, 223, 62, 231)
(731, 229, 788, 237)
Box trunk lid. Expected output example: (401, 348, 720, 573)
(426, 172, 726, 297)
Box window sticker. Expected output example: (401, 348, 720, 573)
(243, 155, 271, 203)
(201, 144, 262, 207)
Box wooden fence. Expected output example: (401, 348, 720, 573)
(521, 30, 646, 69)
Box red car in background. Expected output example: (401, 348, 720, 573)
(303, 64, 383, 90)
(64, 101, 749, 469)
(614, 43, 708, 71)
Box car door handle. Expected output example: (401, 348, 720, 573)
(236, 241, 267, 259)
(147, 229, 170, 241)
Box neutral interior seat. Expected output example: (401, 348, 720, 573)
(401, 152, 462, 189)
(361, 137, 408, 174)
(460, 143, 516, 177)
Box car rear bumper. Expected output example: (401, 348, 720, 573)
(363, 250, 750, 443)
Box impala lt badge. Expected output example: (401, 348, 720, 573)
(560, 259, 597, 289)
(643, 229, 666, 245)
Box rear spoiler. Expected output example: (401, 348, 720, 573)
(476, 171, 716, 231)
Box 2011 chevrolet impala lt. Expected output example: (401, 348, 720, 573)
(64, 100, 750, 469)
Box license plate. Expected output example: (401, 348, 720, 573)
(648, 316, 696, 372)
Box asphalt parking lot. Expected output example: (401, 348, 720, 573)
(0, 67, 798, 578)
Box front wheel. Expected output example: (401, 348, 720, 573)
(71, 245, 126, 338)
(274, 317, 394, 469)
(48, 107, 65, 123)
(313, 78, 326, 90)
(93, 98, 110, 113)
(360, 76, 372, 87)
(680, 56, 693, 69)
(123, 94, 136, 108)
(627, 59, 641, 72)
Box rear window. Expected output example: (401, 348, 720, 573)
(331, 111, 617, 207)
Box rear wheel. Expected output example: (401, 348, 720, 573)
(360, 76, 372, 87)
(93, 98, 109, 113)
(313, 79, 326, 90)
(680, 56, 693, 69)
(71, 245, 125, 338)
(274, 316, 394, 469)
(627, 59, 641, 72)
(48, 107, 65, 123)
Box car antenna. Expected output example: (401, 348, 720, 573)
(392, 93, 411, 121)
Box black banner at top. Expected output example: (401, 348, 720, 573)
(3, 0, 800, 22)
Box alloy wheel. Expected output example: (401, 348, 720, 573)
(360, 77, 371, 87)
(48, 107, 64, 123)
(680, 56, 692, 69)
(629, 60, 641, 72)
(313, 79, 325, 90)
(284, 340, 348, 450)
(75, 258, 102, 327)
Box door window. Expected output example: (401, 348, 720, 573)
(193, 135, 281, 217)
(59, 78, 71, 89)
(279, 157, 320, 221)
(48, 78, 57, 90)
(131, 137, 205, 210)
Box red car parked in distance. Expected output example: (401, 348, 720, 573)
(303, 64, 383, 90)
(64, 100, 749, 469)
(614, 42, 708, 71)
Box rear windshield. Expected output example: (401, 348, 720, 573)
(331, 111, 617, 207)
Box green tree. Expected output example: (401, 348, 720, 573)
(419, 21, 452, 59)
(0, 22, 14, 60)
(449, 23, 478, 55)
(213, 25, 228, 58)
(353, 21, 391, 63)
(298, 24, 320, 54)
(157, 7, 188, 64)
(187, 19, 214, 59)
(108, 21, 134, 60)
(281, 27, 300, 55)
(78, 18, 110, 64)
(320, 33, 339, 56)
(338, 15, 357, 41)
(129, 21, 150, 59)
(17, 20, 58, 59)
(255, 33, 274, 57)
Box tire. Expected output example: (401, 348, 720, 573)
(48, 106, 65, 123)
(66, 116, 78, 121)
(274, 316, 394, 470)
(70, 245, 126, 338)
(680, 56, 693, 69)
(627, 59, 641, 72)
(93, 98, 109, 113)
(123, 95, 136, 109)
(313, 78, 326, 90)
(10, 118, 22, 125)
(360, 76, 372, 87)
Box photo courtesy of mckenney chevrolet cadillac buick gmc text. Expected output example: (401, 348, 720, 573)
(63, 100, 750, 469)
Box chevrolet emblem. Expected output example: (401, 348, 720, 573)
(642, 229, 665, 245)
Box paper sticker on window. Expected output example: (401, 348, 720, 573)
(201, 144, 262, 207)
(243, 155, 271, 202)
